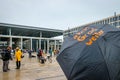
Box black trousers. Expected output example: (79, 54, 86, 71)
(16, 61, 21, 69)
(3, 60, 9, 71)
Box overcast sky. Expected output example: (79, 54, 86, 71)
(0, 0, 120, 30)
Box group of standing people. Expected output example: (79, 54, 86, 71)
(37, 49, 46, 63)
(37, 48, 59, 64)
(1, 46, 22, 72)
(1, 46, 59, 72)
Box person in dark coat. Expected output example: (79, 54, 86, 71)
(2, 46, 12, 72)
(28, 49, 32, 58)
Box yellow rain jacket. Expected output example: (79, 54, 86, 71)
(15, 49, 22, 61)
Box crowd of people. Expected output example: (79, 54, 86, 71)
(0, 46, 59, 72)
(0, 46, 23, 72)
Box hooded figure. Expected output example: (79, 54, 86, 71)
(15, 47, 22, 69)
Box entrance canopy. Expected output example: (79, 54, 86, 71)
(0, 23, 63, 50)
(0, 23, 63, 38)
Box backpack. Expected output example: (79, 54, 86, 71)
(1, 50, 6, 60)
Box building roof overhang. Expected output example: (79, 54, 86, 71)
(0, 23, 63, 38)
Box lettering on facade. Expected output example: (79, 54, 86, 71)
(73, 27, 104, 46)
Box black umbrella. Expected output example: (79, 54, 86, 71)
(57, 24, 120, 80)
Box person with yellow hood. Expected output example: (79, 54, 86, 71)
(15, 47, 22, 69)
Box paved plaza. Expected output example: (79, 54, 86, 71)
(0, 53, 67, 80)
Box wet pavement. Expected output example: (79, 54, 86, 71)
(0, 53, 67, 80)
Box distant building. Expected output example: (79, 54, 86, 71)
(64, 13, 120, 38)
(0, 23, 63, 52)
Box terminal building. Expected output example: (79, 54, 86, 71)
(0, 23, 63, 52)
(64, 13, 120, 38)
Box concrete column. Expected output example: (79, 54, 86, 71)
(40, 32, 42, 37)
(47, 39, 49, 53)
(44, 40, 46, 53)
(9, 28, 12, 47)
(39, 32, 42, 49)
(21, 38, 23, 50)
(54, 40, 56, 50)
(10, 37, 12, 47)
(39, 39, 41, 49)
(56, 45, 58, 50)
(9, 28, 11, 35)
(58, 41, 59, 50)
(31, 38, 32, 50)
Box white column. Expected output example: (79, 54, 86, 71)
(47, 39, 49, 53)
(57, 40, 60, 50)
(39, 39, 41, 49)
(10, 37, 12, 47)
(21, 38, 23, 50)
(54, 40, 56, 50)
(31, 38, 32, 50)
(44, 40, 46, 53)
(39, 32, 42, 49)
(9, 28, 12, 47)
(9, 28, 11, 35)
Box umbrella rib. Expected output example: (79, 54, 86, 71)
(96, 40, 111, 80)
(67, 42, 92, 79)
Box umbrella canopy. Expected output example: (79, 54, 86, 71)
(57, 24, 120, 80)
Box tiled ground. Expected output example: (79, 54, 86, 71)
(0, 53, 67, 80)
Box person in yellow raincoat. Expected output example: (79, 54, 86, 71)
(15, 47, 22, 69)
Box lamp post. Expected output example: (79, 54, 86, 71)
(114, 12, 117, 27)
